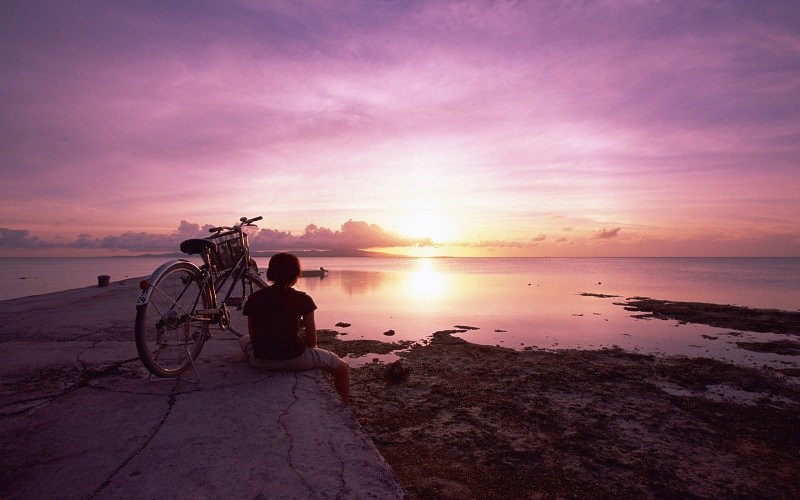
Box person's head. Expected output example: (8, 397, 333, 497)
(266, 252, 301, 286)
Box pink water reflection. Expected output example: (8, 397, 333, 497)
(271, 257, 800, 369)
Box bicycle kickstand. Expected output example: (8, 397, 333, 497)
(147, 346, 200, 384)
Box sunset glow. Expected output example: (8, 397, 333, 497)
(1, 1, 799, 257)
(403, 260, 447, 302)
(396, 211, 458, 244)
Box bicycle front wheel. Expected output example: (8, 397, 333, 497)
(135, 262, 211, 377)
(226, 271, 266, 337)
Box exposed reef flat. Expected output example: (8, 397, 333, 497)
(319, 299, 800, 498)
(618, 297, 800, 335)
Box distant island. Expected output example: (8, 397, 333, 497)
(132, 248, 401, 259)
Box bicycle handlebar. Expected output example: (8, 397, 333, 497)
(208, 216, 263, 234)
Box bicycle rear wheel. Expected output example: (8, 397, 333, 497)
(135, 262, 211, 377)
(226, 271, 266, 337)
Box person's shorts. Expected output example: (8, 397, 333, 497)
(238, 336, 343, 373)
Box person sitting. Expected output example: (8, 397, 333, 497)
(239, 253, 350, 402)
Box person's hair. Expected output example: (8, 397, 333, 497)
(266, 252, 301, 285)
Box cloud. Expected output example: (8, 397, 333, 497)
(592, 227, 622, 240)
(61, 220, 219, 252)
(463, 238, 545, 248)
(0, 219, 431, 253)
(252, 220, 432, 251)
(607, 231, 800, 257)
(0, 1, 798, 257)
(0, 228, 52, 248)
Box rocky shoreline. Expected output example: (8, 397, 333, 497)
(319, 298, 800, 498)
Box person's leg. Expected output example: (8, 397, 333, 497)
(244, 347, 350, 403)
(238, 336, 252, 356)
(333, 360, 350, 403)
(239, 337, 284, 369)
(306, 348, 350, 403)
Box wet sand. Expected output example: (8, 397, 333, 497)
(318, 298, 800, 498)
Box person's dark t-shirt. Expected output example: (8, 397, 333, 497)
(242, 285, 317, 360)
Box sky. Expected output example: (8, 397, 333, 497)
(1, 0, 799, 257)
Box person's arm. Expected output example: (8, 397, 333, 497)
(303, 311, 317, 348)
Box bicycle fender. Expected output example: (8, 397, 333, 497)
(136, 259, 200, 307)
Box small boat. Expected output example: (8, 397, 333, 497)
(301, 267, 329, 278)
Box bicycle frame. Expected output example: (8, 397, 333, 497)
(194, 243, 252, 329)
(136, 220, 262, 332)
(135, 215, 265, 379)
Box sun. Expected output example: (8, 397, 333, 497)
(396, 212, 457, 244)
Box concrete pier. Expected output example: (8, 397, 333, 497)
(0, 280, 404, 499)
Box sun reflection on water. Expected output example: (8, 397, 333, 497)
(289, 257, 800, 370)
(403, 259, 447, 302)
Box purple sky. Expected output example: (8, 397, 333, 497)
(1, 1, 799, 256)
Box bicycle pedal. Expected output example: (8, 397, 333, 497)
(196, 308, 221, 316)
(225, 298, 243, 308)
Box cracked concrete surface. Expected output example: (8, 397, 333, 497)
(0, 280, 404, 499)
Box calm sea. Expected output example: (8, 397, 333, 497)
(2, 256, 798, 368)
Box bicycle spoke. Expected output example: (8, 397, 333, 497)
(135, 263, 209, 376)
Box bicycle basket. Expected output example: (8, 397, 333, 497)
(205, 231, 245, 271)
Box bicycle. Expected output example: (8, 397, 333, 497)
(135, 216, 267, 378)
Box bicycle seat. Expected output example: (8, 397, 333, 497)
(180, 238, 217, 256)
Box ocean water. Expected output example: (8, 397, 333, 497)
(0, 256, 194, 302)
(2, 256, 799, 368)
